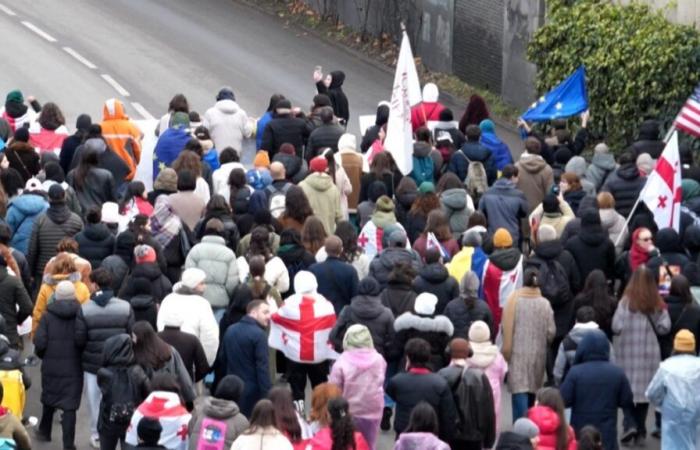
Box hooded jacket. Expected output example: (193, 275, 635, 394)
(306, 123, 345, 159)
(601, 163, 645, 217)
(32, 272, 91, 336)
(203, 99, 253, 153)
(184, 235, 239, 309)
(394, 311, 455, 369)
(260, 114, 309, 158)
(599, 207, 627, 255)
(0, 266, 32, 348)
(410, 83, 445, 131)
(188, 396, 249, 450)
(369, 247, 422, 289)
(631, 120, 665, 159)
(5, 142, 40, 182)
(565, 219, 616, 282)
(299, 172, 342, 234)
(527, 406, 576, 450)
(410, 142, 436, 186)
(119, 263, 172, 305)
(480, 121, 513, 171)
(479, 178, 529, 242)
(27, 207, 84, 279)
(413, 263, 460, 315)
(153, 126, 192, 179)
(516, 154, 554, 213)
(646, 228, 690, 282)
(440, 188, 473, 239)
(329, 347, 387, 420)
(560, 330, 633, 450)
(316, 70, 350, 123)
(552, 322, 609, 386)
(67, 166, 117, 213)
(75, 222, 116, 269)
(101, 99, 142, 181)
(461, 141, 497, 185)
(586, 152, 616, 191)
(6, 192, 48, 255)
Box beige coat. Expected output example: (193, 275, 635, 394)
(529, 200, 575, 242)
(168, 191, 205, 231)
(299, 172, 342, 234)
(339, 149, 363, 213)
(516, 154, 554, 213)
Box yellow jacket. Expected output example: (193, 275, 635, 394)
(31, 272, 90, 336)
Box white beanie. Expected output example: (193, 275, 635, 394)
(338, 133, 356, 152)
(414, 293, 438, 316)
(294, 271, 318, 295)
(54, 280, 76, 301)
(422, 83, 439, 103)
(468, 320, 491, 343)
(181, 268, 206, 289)
(537, 224, 558, 243)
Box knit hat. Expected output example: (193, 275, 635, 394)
(154, 168, 177, 192)
(338, 133, 356, 152)
(449, 338, 471, 359)
(387, 228, 408, 247)
(55, 280, 76, 301)
(294, 271, 318, 294)
(134, 245, 156, 264)
(468, 320, 491, 343)
(462, 227, 484, 247)
(24, 178, 42, 192)
(479, 119, 495, 134)
(674, 329, 696, 353)
(542, 194, 559, 214)
(216, 87, 235, 102)
(493, 228, 513, 248)
(537, 224, 557, 244)
(358, 276, 382, 296)
(169, 111, 190, 129)
(101, 202, 120, 225)
(636, 153, 654, 175)
(253, 151, 271, 168)
(460, 271, 480, 298)
(180, 268, 206, 290)
(418, 182, 435, 194)
(375, 195, 395, 213)
(5, 90, 23, 105)
(565, 156, 587, 178)
(137, 417, 162, 446)
(594, 143, 610, 154)
(280, 143, 296, 155)
(214, 375, 245, 403)
(309, 156, 328, 173)
(414, 292, 438, 316)
(343, 324, 374, 351)
(513, 418, 540, 439)
(581, 208, 601, 226)
(48, 183, 65, 204)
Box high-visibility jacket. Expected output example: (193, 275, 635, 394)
(100, 99, 142, 181)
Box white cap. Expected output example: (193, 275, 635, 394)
(181, 268, 206, 289)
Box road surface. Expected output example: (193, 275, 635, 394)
(0, 0, 656, 449)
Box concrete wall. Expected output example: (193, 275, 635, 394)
(617, 0, 699, 29)
(418, 0, 454, 74)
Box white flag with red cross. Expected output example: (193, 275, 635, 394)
(357, 220, 408, 260)
(125, 391, 192, 450)
(640, 131, 682, 232)
(269, 294, 338, 363)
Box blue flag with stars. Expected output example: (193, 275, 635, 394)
(521, 66, 588, 122)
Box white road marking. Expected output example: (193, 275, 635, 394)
(0, 3, 16, 15)
(21, 21, 57, 42)
(101, 74, 130, 96)
(62, 47, 97, 69)
(131, 102, 155, 120)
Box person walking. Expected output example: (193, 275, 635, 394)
(0, 254, 32, 350)
(188, 375, 249, 449)
(230, 400, 293, 450)
(309, 236, 359, 314)
(478, 165, 529, 247)
(299, 156, 342, 234)
(203, 88, 254, 154)
(100, 98, 142, 182)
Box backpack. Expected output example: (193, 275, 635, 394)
(533, 259, 571, 306)
(450, 367, 491, 439)
(196, 416, 228, 450)
(411, 155, 434, 186)
(465, 157, 488, 201)
(266, 183, 292, 218)
(0, 370, 24, 418)
(102, 368, 138, 426)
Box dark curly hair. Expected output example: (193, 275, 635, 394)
(328, 397, 356, 450)
(283, 185, 313, 224)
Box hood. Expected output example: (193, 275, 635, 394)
(533, 240, 562, 260)
(47, 299, 80, 319)
(304, 172, 334, 192)
(591, 152, 616, 171)
(574, 329, 610, 364)
(394, 312, 455, 336)
(489, 248, 521, 271)
(638, 119, 661, 141)
(342, 348, 383, 370)
(495, 432, 534, 449)
(9, 193, 47, 215)
(413, 141, 432, 158)
(102, 334, 135, 366)
(579, 224, 608, 246)
(568, 323, 600, 343)
(518, 154, 548, 174)
(103, 98, 127, 121)
(396, 190, 418, 208)
(92, 290, 114, 307)
(378, 248, 417, 271)
(440, 188, 467, 211)
(528, 406, 560, 435)
(564, 156, 587, 177)
(215, 99, 240, 115)
(329, 70, 346, 89)
(655, 227, 686, 254)
(130, 294, 155, 310)
(372, 210, 397, 229)
(599, 208, 622, 231)
(616, 163, 640, 181)
(469, 341, 499, 368)
(375, 104, 389, 126)
(350, 295, 386, 320)
(83, 222, 113, 241)
(43, 271, 81, 286)
(418, 263, 449, 283)
(422, 83, 439, 102)
(684, 225, 700, 251)
(202, 397, 241, 419)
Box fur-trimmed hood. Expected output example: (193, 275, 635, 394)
(394, 312, 454, 336)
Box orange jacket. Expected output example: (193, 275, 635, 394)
(101, 99, 142, 181)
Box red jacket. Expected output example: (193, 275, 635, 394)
(528, 406, 577, 450)
(411, 102, 445, 131)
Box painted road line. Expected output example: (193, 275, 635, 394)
(21, 21, 57, 42)
(132, 102, 155, 120)
(0, 3, 16, 16)
(101, 74, 130, 96)
(63, 47, 97, 69)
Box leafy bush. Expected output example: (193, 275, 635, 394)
(528, 0, 700, 149)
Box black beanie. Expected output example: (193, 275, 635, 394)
(358, 276, 382, 296)
(12, 126, 29, 143)
(215, 375, 245, 403)
(542, 194, 559, 214)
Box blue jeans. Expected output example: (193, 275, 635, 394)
(512, 392, 535, 422)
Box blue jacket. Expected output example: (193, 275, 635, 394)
(309, 257, 359, 314)
(256, 111, 273, 151)
(220, 316, 271, 416)
(6, 193, 48, 255)
(153, 127, 191, 179)
(560, 330, 633, 450)
(202, 149, 220, 172)
(461, 141, 497, 185)
(478, 179, 528, 243)
(481, 133, 513, 171)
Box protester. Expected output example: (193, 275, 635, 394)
(6, 179, 48, 255)
(203, 88, 254, 153)
(309, 236, 359, 314)
(188, 374, 248, 449)
(482, 228, 524, 329)
(412, 248, 459, 314)
(479, 165, 529, 243)
(230, 399, 293, 450)
(516, 138, 554, 213)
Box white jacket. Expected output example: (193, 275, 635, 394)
(157, 287, 220, 364)
(230, 428, 292, 450)
(212, 162, 246, 201)
(237, 255, 290, 294)
(203, 100, 253, 153)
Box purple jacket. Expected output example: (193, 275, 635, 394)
(394, 432, 450, 450)
(329, 348, 386, 420)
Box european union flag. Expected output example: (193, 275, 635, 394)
(521, 66, 588, 122)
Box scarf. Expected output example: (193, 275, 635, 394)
(150, 196, 181, 248)
(629, 228, 651, 271)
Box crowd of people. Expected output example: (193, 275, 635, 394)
(0, 74, 698, 450)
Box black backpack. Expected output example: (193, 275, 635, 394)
(102, 368, 138, 426)
(533, 259, 571, 306)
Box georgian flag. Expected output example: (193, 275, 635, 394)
(482, 255, 524, 329)
(640, 131, 682, 231)
(269, 295, 338, 364)
(125, 392, 192, 450)
(28, 121, 68, 155)
(358, 220, 408, 260)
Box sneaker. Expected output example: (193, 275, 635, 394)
(380, 407, 392, 431)
(89, 435, 100, 449)
(32, 429, 51, 442)
(620, 428, 637, 445)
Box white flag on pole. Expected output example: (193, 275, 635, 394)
(384, 31, 422, 176)
(640, 130, 682, 231)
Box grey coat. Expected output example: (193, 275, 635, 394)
(184, 235, 238, 309)
(612, 300, 671, 402)
(27, 208, 84, 277)
(440, 188, 472, 240)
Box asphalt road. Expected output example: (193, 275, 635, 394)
(0, 0, 656, 449)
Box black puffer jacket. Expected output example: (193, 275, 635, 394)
(565, 215, 616, 282)
(647, 228, 690, 282)
(395, 189, 418, 230)
(260, 115, 309, 158)
(0, 267, 32, 348)
(413, 263, 460, 315)
(306, 123, 345, 160)
(369, 248, 422, 288)
(75, 291, 134, 374)
(5, 142, 40, 183)
(394, 312, 454, 369)
(659, 294, 700, 359)
(443, 297, 494, 339)
(113, 230, 166, 271)
(75, 222, 116, 269)
(27, 205, 83, 278)
(630, 120, 665, 159)
(273, 152, 307, 184)
(118, 262, 173, 303)
(67, 167, 117, 213)
(601, 164, 645, 217)
(34, 298, 84, 410)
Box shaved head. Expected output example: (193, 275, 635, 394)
(270, 162, 286, 180)
(325, 235, 343, 257)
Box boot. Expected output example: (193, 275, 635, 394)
(380, 406, 392, 431)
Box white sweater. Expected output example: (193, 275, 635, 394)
(230, 428, 292, 450)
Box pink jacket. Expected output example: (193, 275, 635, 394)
(308, 427, 369, 450)
(328, 348, 386, 420)
(394, 432, 450, 450)
(467, 343, 508, 420)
